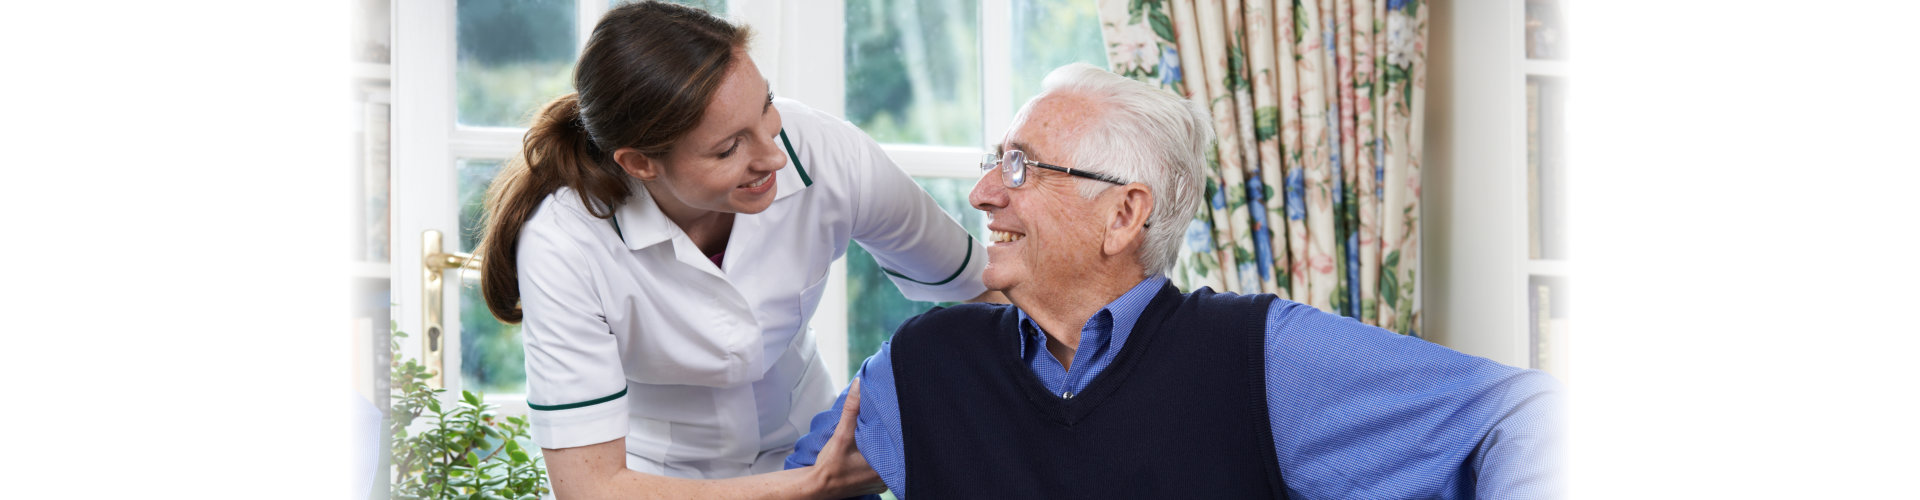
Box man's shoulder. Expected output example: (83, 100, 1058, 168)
(889, 303, 1013, 344)
(1179, 286, 1281, 313)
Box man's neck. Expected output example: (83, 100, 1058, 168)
(1012, 268, 1147, 370)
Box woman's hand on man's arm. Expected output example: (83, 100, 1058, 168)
(543, 381, 882, 500)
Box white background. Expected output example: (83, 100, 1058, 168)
(1, 1, 1914, 497)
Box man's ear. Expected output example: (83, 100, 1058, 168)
(1101, 184, 1155, 257)
(613, 147, 662, 181)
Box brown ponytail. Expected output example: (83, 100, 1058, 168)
(475, 1, 752, 323)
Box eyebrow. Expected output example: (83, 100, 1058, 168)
(1006, 141, 1034, 160)
(710, 85, 777, 153)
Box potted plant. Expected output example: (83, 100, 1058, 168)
(387, 326, 550, 499)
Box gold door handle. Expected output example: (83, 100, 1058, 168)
(421, 230, 482, 388)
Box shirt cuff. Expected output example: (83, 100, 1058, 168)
(887, 236, 988, 303)
(528, 392, 629, 449)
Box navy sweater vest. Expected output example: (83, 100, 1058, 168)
(890, 284, 1285, 499)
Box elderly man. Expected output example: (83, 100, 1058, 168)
(787, 63, 1560, 499)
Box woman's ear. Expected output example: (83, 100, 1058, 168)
(613, 147, 661, 181)
(1101, 184, 1155, 257)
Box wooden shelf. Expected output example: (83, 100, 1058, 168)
(352, 261, 391, 279)
(1524, 59, 1569, 78)
(352, 62, 392, 82)
(1526, 259, 1568, 277)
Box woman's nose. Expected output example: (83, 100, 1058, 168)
(752, 134, 787, 173)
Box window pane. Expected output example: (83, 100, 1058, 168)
(846, 177, 987, 375)
(845, 0, 981, 147)
(1009, 0, 1108, 116)
(456, 159, 527, 395)
(457, 0, 578, 127)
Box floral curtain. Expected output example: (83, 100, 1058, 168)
(1097, 0, 1426, 335)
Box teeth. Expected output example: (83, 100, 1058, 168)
(990, 230, 1024, 243)
(743, 174, 770, 188)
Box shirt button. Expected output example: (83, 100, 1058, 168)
(1062, 391, 1073, 399)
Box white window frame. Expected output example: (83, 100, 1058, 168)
(393, 0, 1040, 413)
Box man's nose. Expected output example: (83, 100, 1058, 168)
(969, 170, 1006, 213)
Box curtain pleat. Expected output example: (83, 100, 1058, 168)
(1098, 0, 1423, 335)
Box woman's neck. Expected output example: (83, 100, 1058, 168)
(645, 181, 734, 256)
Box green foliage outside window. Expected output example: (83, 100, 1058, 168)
(1008, 0, 1107, 116)
(457, 160, 528, 396)
(845, 0, 982, 147)
(457, 0, 578, 127)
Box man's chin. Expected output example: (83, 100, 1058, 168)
(980, 268, 1020, 295)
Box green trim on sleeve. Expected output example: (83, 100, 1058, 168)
(880, 235, 974, 286)
(527, 387, 627, 412)
(778, 129, 812, 187)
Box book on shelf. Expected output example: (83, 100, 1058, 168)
(1529, 79, 1569, 261)
(363, 92, 391, 262)
(1530, 284, 1552, 373)
(1526, 80, 1542, 260)
(1546, 81, 1568, 261)
(1529, 279, 1570, 380)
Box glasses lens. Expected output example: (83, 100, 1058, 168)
(1004, 149, 1027, 188)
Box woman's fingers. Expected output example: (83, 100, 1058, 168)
(815, 378, 885, 496)
(829, 378, 863, 445)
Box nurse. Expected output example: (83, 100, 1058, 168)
(473, 2, 990, 498)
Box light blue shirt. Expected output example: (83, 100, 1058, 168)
(787, 276, 1561, 498)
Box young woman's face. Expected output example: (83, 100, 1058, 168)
(646, 51, 787, 216)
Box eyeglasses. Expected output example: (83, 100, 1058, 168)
(979, 149, 1129, 189)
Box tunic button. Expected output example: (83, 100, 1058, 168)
(1062, 391, 1073, 399)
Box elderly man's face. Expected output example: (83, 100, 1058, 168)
(970, 94, 1111, 296)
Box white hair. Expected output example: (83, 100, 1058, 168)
(1017, 62, 1213, 277)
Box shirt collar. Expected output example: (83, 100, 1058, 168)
(610, 153, 812, 251)
(1017, 275, 1170, 359)
(612, 176, 677, 250)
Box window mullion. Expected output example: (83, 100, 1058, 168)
(578, 0, 610, 52)
(980, 0, 1014, 146)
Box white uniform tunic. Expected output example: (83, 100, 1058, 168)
(517, 98, 986, 478)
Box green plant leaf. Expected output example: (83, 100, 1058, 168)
(1381, 271, 1400, 309)
(1294, 3, 1310, 44)
(1150, 9, 1176, 43)
(1255, 106, 1279, 143)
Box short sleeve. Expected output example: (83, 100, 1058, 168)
(839, 125, 987, 303)
(516, 206, 630, 450)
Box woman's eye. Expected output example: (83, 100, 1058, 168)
(717, 138, 741, 159)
